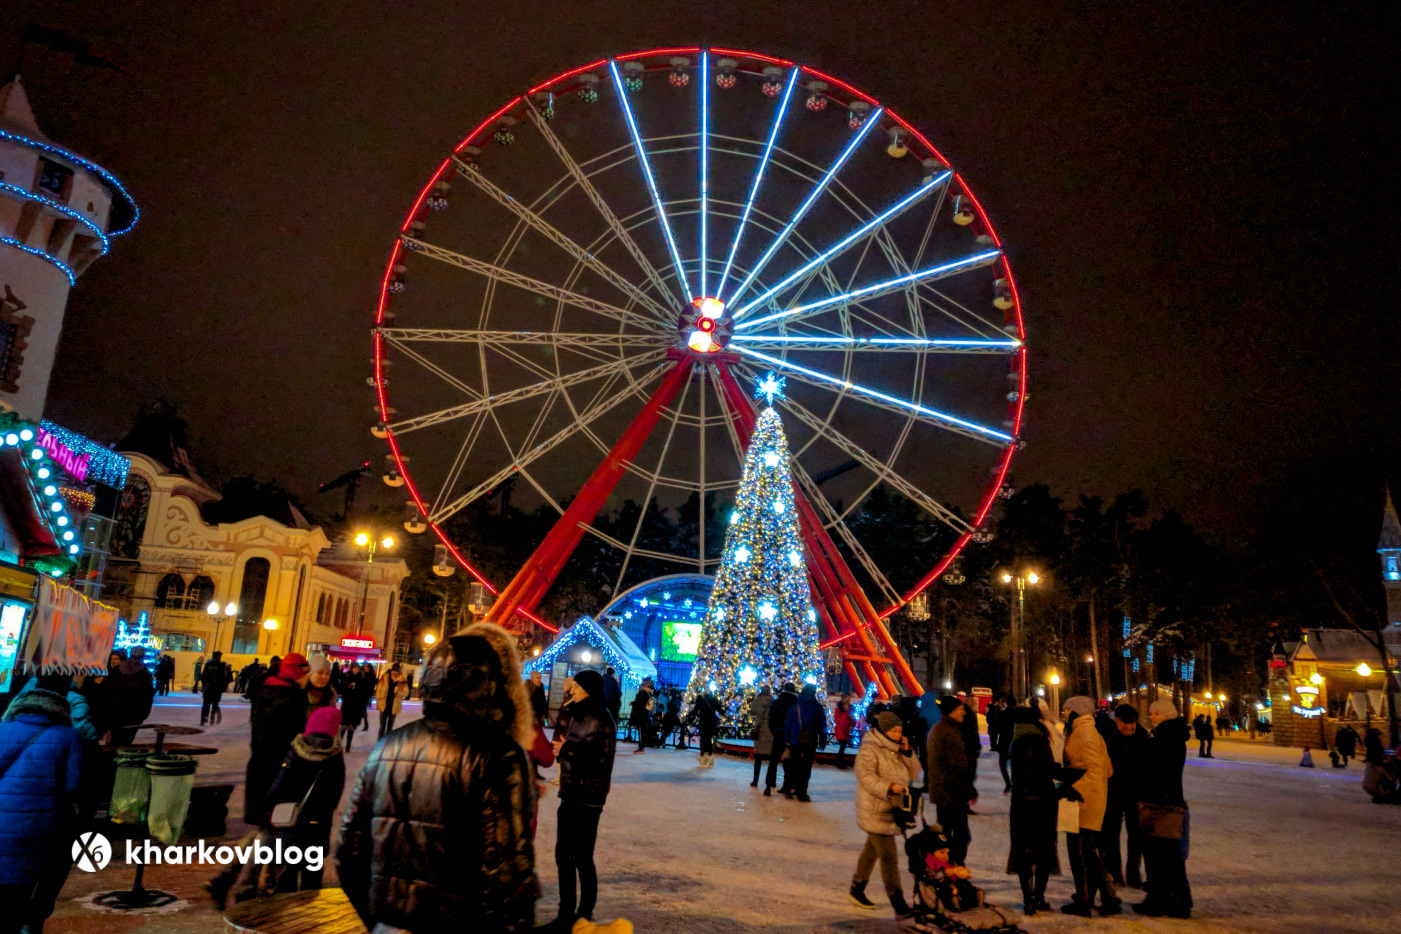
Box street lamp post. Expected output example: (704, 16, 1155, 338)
(354, 531, 395, 657)
(1001, 570, 1040, 700)
(207, 601, 237, 655)
(1049, 672, 1062, 714)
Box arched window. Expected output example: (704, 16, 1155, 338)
(291, 566, 307, 642)
(338, 598, 348, 629)
(186, 576, 215, 611)
(316, 593, 326, 623)
(231, 557, 270, 654)
(155, 573, 186, 608)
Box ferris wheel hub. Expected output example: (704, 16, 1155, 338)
(681, 296, 732, 354)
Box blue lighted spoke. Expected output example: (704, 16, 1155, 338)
(714, 69, 799, 302)
(609, 60, 692, 304)
(733, 171, 951, 320)
(734, 249, 1002, 331)
(734, 345, 1013, 443)
(725, 106, 885, 307)
(731, 335, 1020, 349)
(699, 52, 709, 297)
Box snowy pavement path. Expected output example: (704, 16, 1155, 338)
(557, 738, 1401, 934)
(49, 698, 1401, 933)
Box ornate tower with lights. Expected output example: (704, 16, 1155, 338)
(0, 76, 137, 419)
(1380, 488, 1401, 627)
(685, 373, 825, 725)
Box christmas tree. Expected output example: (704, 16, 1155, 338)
(686, 373, 825, 727)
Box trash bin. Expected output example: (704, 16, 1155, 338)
(145, 754, 198, 845)
(110, 748, 153, 824)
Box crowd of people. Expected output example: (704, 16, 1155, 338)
(5, 637, 1215, 932)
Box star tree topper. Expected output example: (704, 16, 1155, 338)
(755, 371, 786, 406)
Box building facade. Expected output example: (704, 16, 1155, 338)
(103, 452, 409, 685)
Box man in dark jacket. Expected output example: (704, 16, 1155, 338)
(1134, 700, 1192, 919)
(766, 682, 799, 796)
(782, 684, 827, 802)
(628, 679, 654, 752)
(927, 695, 977, 865)
(200, 652, 229, 726)
(108, 649, 155, 745)
(1100, 703, 1149, 887)
(338, 623, 538, 933)
(601, 667, 622, 725)
(549, 668, 617, 931)
(0, 687, 84, 934)
(245, 655, 311, 827)
(989, 697, 1014, 793)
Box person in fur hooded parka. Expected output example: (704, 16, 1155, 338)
(337, 622, 539, 933)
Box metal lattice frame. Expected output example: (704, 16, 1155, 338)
(372, 48, 1028, 694)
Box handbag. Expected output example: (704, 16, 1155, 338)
(270, 770, 322, 829)
(1137, 801, 1186, 840)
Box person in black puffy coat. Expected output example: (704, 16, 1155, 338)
(546, 667, 617, 932)
(337, 623, 538, 934)
(1134, 700, 1192, 919)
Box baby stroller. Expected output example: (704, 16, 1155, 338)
(900, 823, 1023, 934)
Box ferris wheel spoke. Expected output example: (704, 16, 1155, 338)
(772, 389, 973, 535)
(734, 248, 1002, 332)
(379, 328, 669, 348)
(403, 236, 657, 331)
(725, 107, 884, 307)
(387, 353, 661, 436)
(730, 334, 1020, 354)
(429, 362, 666, 525)
(791, 465, 902, 605)
(734, 345, 1013, 446)
(453, 159, 673, 321)
(714, 68, 799, 302)
(698, 52, 709, 297)
(386, 338, 481, 400)
(429, 411, 489, 517)
(733, 170, 951, 320)
(614, 372, 692, 590)
(609, 60, 692, 304)
(524, 102, 675, 311)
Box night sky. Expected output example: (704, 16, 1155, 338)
(4, 2, 1394, 560)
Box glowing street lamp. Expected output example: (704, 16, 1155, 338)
(999, 569, 1042, 699)
(1049, 672, 1061, 712)
(353, 530, 396, 651)
(1357, 662, 1373, 678)
(263, 619, 278, 630)
(1309, 672, 1323, 686)
(422, 632, 437, 646)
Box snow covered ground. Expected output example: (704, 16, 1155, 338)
(48, 695, 1401, 934)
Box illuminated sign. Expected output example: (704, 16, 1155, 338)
(341, 636, 375, 649)
(36, 426, 90, 484)
(1291, 684, 1323, 718)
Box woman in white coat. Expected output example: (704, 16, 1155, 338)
(849, 710, 922, 917)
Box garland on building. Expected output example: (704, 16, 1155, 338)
(685, 373, 823, 728)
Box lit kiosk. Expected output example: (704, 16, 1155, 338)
(0, 77, 137, 418)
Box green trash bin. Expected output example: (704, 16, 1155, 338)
(145, 754, 198, 846)
(110, 748, 153, 825)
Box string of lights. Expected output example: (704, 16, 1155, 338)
(0, 127, 140, 235)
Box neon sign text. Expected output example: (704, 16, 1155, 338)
(36, 427, 90, 483)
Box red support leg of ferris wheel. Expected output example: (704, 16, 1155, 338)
(712, 362, 920, 698)
(485, 360, 696, 629)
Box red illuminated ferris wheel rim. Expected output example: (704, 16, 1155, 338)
(371, 46, 1027, 623)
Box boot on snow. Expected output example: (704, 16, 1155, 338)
(849, 881, 876, 910)
(1060, 896, 1093, 917)
(888, 889, 911, 917)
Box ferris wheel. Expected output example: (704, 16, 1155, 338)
(371, 47, 1027, 697)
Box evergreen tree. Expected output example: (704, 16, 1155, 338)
(686, 375, 824, 726)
